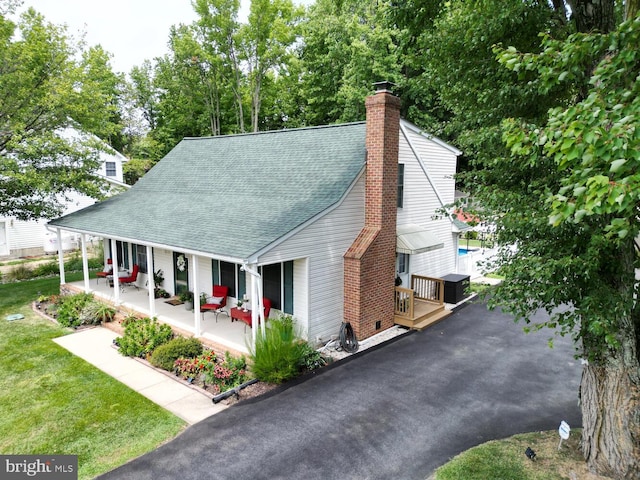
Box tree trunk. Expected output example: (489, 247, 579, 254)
(567, 0, 616, 33)
(626, 0, 640, 21)
(581, 360, 640, 479)
(581, 241, 640, 479)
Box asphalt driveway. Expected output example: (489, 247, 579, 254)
(98, 301, 582, 480)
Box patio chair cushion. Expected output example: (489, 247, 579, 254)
(207, 296, 224, 304)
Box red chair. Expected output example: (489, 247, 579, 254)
(232, 298, 272, 332)
(96, 259, 113, 284)
(200, 285, 229, 321)
(119, 264, 139, 291)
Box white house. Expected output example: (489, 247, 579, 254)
(0, 129, 128, 259)
(48, 84, 464, 354)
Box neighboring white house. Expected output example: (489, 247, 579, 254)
(48, 85, 464, 351)
(0, 129, 128, 259)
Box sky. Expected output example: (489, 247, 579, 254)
(17, 0, 244, 74)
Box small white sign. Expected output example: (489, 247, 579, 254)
(559, 420, 570, 440)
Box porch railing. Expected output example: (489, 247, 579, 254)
(394, 275, 444, 319)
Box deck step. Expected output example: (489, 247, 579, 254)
(411, 309, 452, 330)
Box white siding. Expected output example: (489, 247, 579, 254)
(152, 248, 175, 295)
(257, 175, 365, 343)
(397, 127, 459, 279)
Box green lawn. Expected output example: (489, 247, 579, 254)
(0, 274, 186, 479)
(434, 430, 599, 480)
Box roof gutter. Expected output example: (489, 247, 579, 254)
(46, 224, 245, 265)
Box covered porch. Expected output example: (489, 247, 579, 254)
(66, 277, 254, 356)
(394, 274, 452, 330)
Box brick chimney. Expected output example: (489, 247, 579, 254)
(343, 82, 401, 340)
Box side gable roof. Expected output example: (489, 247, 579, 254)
(50, 123, 367, 261)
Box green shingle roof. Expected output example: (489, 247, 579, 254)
(50, 122, 367, 261)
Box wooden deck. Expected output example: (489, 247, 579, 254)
(394, 299, 451, 330)
(393, 275, 452, 331)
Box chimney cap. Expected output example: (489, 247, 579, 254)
(373, 81, 396, 94)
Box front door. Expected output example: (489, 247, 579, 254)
(174, 252, 189, 295)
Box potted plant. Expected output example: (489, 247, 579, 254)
(236, 299, 243, 310)
(153, 269, 165, 299)
(179, 291, 194, 310)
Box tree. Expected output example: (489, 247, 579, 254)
(193, 0, 246, 132)
(493, 15, 640, 478)
(0, 6, 114, 220)
(241, 0, 302, 131)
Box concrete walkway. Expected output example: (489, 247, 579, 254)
(53, 327, 226, 424)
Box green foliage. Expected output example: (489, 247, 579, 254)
(298, 0, 402, 125)
(149, 336, 203, 371)
(115, 317, 173, 358)
(249, 314, 324, 383)
(55, 293, 94, 328)
(203, 352, 249, 394)
(123, 157, 156, 185)
(78, 301, 116, 325)
(491, 16, 640, 362)
(0, 8, 123, 220)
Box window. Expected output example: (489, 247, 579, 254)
(133, 244, 148, 274)
(110, 241, 129, 268)
(212, 260, 293, 313)
(397, 163, 405, 208)
(105, 161, 116, 177)
(214, 260, 245, 299)
(261, 261, 294, 314)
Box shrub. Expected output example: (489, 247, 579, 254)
(56, 293, 94, 328)
(203, 352, 248, 393)
(79, 301, 116, 325)
(297, 342, 328, 372)
(115, 317, 173, 358)
(150, 337, 203, 371)
(250, 315, 312, 384)
(6, 264, 35, 282)
(32, 261, 60, 277)
(175, 349, 217, 379)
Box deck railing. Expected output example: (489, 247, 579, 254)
(411, 275, 444, 304)
(394, 275, 444, 318)
(394, 287, 414, 319)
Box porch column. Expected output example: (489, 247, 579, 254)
(147, 245, 155, 316)
(56, 229, 66, 285)
(81, 234, 90, 292)
(111, 239, 120, 303)
(192, 254, 201, 337)
(244, 263, 264, 348)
